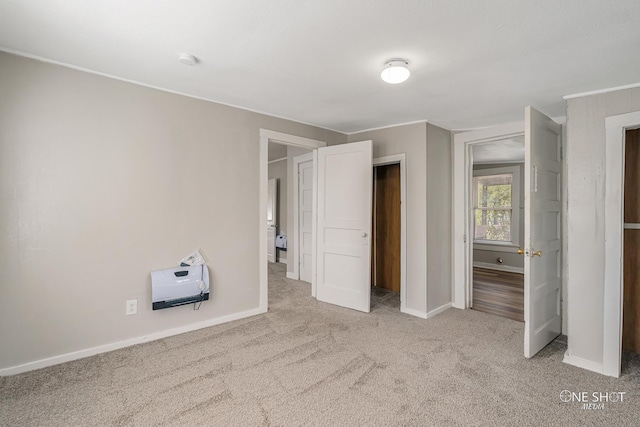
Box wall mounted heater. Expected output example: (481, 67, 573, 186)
(151, 265, 210, 310)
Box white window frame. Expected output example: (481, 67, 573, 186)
(472, 165, 520, 247)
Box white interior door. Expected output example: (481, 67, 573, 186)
(524, 106, 562, 358)
(316, 140, 372, 312)
(299, 159, 313, 282)
(267, 178, 277, 263)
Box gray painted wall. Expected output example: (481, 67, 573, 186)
(426, 124, 452, 313)
(346, 122, 452, 316)
(565, 86, 640, 368)
(0, 52, 345, 371)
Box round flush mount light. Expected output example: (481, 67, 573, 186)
(179, 53, 198, 66)
(380, 59, 410, 84)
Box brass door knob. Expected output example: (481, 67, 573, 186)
(532, 250, 542, 257)
(517, 248, 525, 255)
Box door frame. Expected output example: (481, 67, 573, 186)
(259, 129, 325, 312)
(292, 152, 314, 289)
(452, 122, 525, 309)
(602, 111, 640, 377)
(373, 154, 408, 314)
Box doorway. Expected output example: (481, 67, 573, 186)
(372, 155, 407, 313)
(623, 128, 640, 357)
(259, 130, 325, 312)
(371, 163, 401, 310)
(453, 107, 563, 359)
(470, 140, 525, 322)
(602, 111, 640, 377)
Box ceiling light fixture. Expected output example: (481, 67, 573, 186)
(381, 59, 410, 84)
(179, 53, 198, 66)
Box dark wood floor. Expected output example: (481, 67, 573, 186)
(472, 267, 524, 322)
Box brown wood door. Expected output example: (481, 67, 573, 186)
(372, 164, 401, 292)
(624, 128, 640, 354)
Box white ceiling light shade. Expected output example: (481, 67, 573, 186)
(179, 53, 198, 66)
(381, 59, 410, 84)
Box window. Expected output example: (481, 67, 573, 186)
(473, 166, 520, 245)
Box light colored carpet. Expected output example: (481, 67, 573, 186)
(1, 262, 639, 426)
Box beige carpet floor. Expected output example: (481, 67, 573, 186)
(1, 262, 639, 426)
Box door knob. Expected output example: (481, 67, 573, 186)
(517, 248, 525, 255)
(361, 232, 368, 238)
(532, 250, 542, 257)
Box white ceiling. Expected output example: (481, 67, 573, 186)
(1, 1, 639, 134)
(472, 136, 525, 164)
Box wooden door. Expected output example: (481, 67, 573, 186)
(372, 164, 401, 292)
(624, 128, 640, 354)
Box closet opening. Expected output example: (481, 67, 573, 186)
(371, 163, 401, 310)
(623, 128, 640, 369)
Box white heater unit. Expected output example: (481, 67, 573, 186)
(151, 265, 209, 310)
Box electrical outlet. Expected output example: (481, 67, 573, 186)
(126, 299, 138, 316)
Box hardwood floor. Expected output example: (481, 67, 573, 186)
(472, 267, 524, 322)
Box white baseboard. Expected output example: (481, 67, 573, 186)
(473, 262, 524, 274)
(0, 307, 264, 377)
(562, 351, 604, 375)
(286, 272, 297, 280)
(401, 307, 428, 319)
(427, 302, 452, 319)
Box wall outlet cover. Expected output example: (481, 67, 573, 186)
(180, 249, 206, 266)
(126, 299, 138, 316)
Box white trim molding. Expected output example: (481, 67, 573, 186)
(427, 303, 452, 319)
(0, 307, 264, 376)
(563, 352, 605, 375)
(452, 122, 524, 309)
(564, 82, 640, 100)
(473, 262, 524, 274)
(403, 307, 428, 319)
(601, 111, 640, 377)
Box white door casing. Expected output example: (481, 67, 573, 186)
(523, 106, 562, 358)
(267, 178, 277, 263)
(316, 140, 373, 312)
(260, 129, 325, 312)
(298, 157, 314, 283)
(599, 111, 640, 377)
(452, 122, 524, 309)
(452, 109, 563, 358)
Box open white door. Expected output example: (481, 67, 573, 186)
(316, 140, 372, 312)
(524, 106, 562, 358)
(267, 178, 277, 263)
